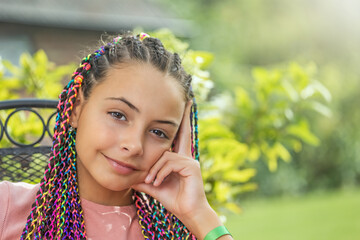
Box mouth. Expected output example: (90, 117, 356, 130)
(103, 154, 139, 175)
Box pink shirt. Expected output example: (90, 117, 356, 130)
(0, 181, 144, 240)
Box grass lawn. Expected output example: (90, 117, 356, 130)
(225, 189, 360, 240)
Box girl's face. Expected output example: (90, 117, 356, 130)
(71, 62, 186, 203)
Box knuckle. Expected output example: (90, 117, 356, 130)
(163, 151, 172, 158)
(192, 160, 201, 169)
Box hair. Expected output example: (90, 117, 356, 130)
(20, 33, 199, 239)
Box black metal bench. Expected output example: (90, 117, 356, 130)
(0, 99, 58, 183)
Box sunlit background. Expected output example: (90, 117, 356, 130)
(1, 0, 359, 239)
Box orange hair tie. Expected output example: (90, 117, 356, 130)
(74, 75, 83, 84)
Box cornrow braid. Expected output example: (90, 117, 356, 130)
(21, 33, 200, 239)
(142, 37, 168, 71)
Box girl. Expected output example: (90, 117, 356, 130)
(0, 33, 233, 240)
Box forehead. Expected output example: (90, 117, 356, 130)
(88, 62, 185, 119)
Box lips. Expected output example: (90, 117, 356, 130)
(103, 154, 138, 175)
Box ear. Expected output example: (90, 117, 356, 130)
(69, 89, 84, 128)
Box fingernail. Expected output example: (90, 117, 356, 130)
(145, 175, 151, 183)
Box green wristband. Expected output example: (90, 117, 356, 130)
(204, 225, 231, 240)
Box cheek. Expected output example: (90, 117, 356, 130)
(143, 141, 172, 168)
(75, 114, 117, 155)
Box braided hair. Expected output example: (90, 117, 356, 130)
(20, 33, 200, 239)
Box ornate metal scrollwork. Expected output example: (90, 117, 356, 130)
(0, 99, 58, 146)
(0, 99, 58, 183)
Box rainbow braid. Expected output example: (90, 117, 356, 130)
(190, 98, 199, 161)
(134, 192, 196, 240)
(21, 55, 89, 239)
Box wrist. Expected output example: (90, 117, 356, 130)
(179, 204, 224, 239)
(204, 225, 232, 240)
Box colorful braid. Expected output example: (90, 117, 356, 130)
(134, 192, 196, 240)
(190, 98, 199, 161)
(21, 55, 88, 239)
(21, 33, 200, 239)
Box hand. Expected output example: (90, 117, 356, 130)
(131, 101, 208, 218)
(131, 101, 233, 240)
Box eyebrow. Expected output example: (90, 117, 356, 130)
(106, 97, 140, 113)
(105, 97, 179, 127)
(154, 120, 178, 127)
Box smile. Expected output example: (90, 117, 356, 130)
(103, 154, 138, 175)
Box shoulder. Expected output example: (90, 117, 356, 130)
(0, 180, 39, 193)
(0, 181, 39, 208)
(0, 181, 39, 195)
(0, 181, 39, 239)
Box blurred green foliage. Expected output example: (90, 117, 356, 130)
(202, 62, 330, 207)
(1, 49, 75, 99)
(158, 0, 360, 197)
(221, 62, 330, 170)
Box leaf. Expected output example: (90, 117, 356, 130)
(312, 80, 332, 102)
(2, 60, 20, 75)
(19, 52, 33, 69)
(282, 80, 299, 102)
(225, 142, 248, 165)
(238, 183, 258, 193)
(290, 139, 302, 152)
(308, 101, 332, 117)
(34, 49, 48, 67)
(0, 88, 19, 100)
(150, 28, 189, 53)
(223, 168, 257, 182)
(235, 87, 253, 111)
(301, 80, 332, 102)
(253, 67, 269, 85)
(268, 157, 278, 172)
(188, 50, 214, 69)
(224, 202, 242, 214)
(274, 142, 291, 162)
(248, 144, 260, 162)
(199, 118, 235, 141)
(0, 78, 21, 89)
(207, 138, 248, 167)
(286, 120, 320, 146)
(214, 182, 231, 202)
(289, 62, 310, 90)
(261, 142, 279, 171)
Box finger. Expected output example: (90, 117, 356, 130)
(132, 182, 159, 197)
(144, 151, 172, 184)
(145, 151, 194, 185)
(154, 155, 199, 186)
(153, 161, 185, 186)
(174, 100, 192, 156)
(154, 162, 201, 188)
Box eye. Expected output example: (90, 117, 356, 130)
(109, 112, 126, 121)
(150, 129, 168, 139)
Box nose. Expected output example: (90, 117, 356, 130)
(119, 129, 144, 157)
